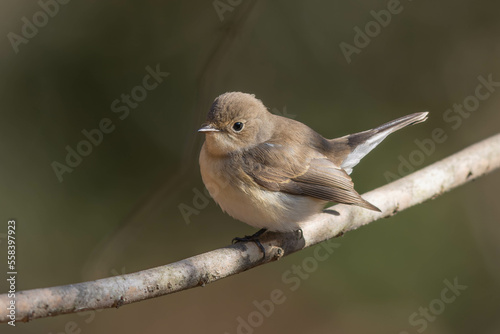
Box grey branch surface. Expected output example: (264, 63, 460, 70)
(2, 134, 500, 324)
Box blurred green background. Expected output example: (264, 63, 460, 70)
(1, 0, 499, 333)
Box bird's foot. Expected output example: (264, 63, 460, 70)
(232, 228, 267, 259)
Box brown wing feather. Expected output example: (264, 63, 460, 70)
(285, 159, 380, 211)
(241, 144, 380, 212)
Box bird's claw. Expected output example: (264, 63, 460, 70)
(232, 228, 267, 259)
(296, 228, 304, 240)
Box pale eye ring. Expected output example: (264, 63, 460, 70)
(232, 122, 244, 132)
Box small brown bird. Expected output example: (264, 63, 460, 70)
(199, 92, 428, 233)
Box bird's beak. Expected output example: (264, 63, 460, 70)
(198, 124, 220, 133)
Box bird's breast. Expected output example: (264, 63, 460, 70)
(199, 144, 325, 231)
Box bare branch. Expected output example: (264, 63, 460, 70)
(1, 133, 499, 323)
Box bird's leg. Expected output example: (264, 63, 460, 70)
(232, 228, 267, 258)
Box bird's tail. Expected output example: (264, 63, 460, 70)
(331, 112, 429, 175)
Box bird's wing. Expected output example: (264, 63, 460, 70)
(240, 143, 380, 211)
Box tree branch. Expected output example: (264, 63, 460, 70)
(2, 133, 500, 323)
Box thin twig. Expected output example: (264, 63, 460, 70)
(1, 133, 499, 323)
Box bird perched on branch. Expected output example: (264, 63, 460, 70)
(199, 92, 428, 237)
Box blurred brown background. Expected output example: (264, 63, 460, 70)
(1, 0, 499, 333)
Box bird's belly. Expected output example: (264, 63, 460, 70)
(215, 185, 325, 232)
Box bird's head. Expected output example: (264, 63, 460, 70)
(199, 92, 274, 156)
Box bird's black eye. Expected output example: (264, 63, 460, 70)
(232, 122, 244, 132)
